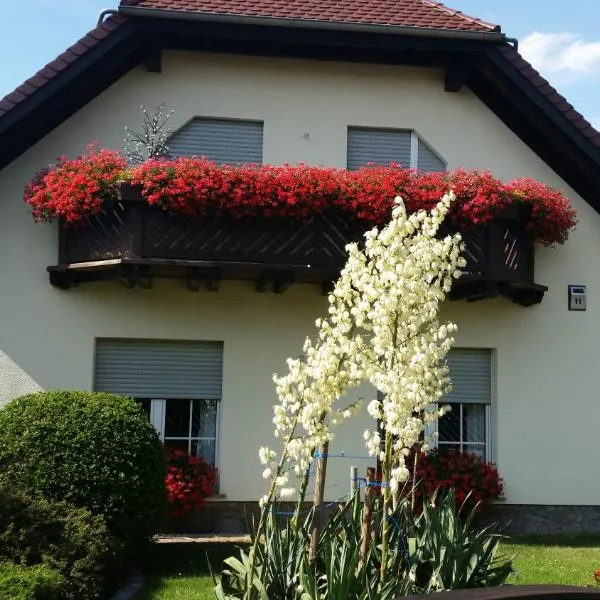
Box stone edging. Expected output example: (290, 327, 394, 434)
(110, 570, 144, 600)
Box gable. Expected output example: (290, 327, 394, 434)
(0, 7, 599, 216)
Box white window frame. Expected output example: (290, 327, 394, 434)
(148, 398, 220, 468)
(432, 403, 492, 462)
(410, 131, 420, 170)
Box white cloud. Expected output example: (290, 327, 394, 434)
(521, 32, 600, 77)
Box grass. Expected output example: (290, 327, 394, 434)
(135, 542, 237, 600)
(503, 535, 600, 587)
(136, 535, 600, 598)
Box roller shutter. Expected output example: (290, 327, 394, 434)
(94, 339, 223, 400)
(168, 118, 263, 165)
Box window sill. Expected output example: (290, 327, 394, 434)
(205, 494, 228, 501)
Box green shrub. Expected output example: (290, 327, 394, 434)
(0, 488, 115, 599)
(0, 390, 167, 555)
(0, 561, 65, 600)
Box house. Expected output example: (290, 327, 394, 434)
(1, 0, 599, 534)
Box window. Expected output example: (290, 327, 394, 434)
(346, 127, 446, 172)
(94, 339, 223, 466)
(168, 117, 263, 165)
(433, 349, 492, 461)
(438, 402, 490, 459)
(145, 398, 218, 464)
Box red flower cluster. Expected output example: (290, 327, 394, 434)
(131, 160, 576, 246)
(410, 449, 503, 513)
(594, 568, 600, 585)
(24, 149, 577, 246)
(165, 448, 218, 517)
(24, 145, 126, 223)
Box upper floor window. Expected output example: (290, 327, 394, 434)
(346, 126, 446, 172)
(168, 117, 263, 165)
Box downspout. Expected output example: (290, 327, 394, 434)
(118, 5, 507, 43)
(98, 9, 119, 24)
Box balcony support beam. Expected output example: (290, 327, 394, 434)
(187, 267, 222, 292)
(274, 271, 295, 294)
(118, 264, 153, 289)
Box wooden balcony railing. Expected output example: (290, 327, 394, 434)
(47, 184, 547, 305)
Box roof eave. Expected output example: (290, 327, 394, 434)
(118, 4, 505, 42)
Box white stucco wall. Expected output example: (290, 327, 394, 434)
(0, 51, 598, 504)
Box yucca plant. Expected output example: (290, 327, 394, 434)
(214, 487, 513, 600)
(395, 489, 514, 591)
(313, 494, 378, 600)
(215, 509, 313, 600)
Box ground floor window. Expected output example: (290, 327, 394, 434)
(144, 398, 218, 464)
(427, 348, 493, 461)
(437, 402, 490, 460)
(94, 339, 223, 467)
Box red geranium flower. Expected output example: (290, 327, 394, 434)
(24, 149, 577, 247)
(405, 448, 503, 514)
(164, 447, 218, 516)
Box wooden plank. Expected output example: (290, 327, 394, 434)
(400, 586, 600, 600)
(143, 47, 162, 73)
(65, 259, 122, 270)
(444, 58, 471, 92)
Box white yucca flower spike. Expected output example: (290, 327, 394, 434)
(262, 192, 464, 497)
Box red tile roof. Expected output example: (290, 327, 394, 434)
(0, 15, 127, 118)
(120, 0, 499, 32)
(0, 0, 599, 173)
(496, 45, 600, 149)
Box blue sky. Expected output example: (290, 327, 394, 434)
(1, 0, 599, 128)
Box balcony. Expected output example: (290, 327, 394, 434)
(47, 184, 546, 306)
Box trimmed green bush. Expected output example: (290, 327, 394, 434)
(0, 562, 65, 600)
(0, 391, 167, 554)
(0, 488, 115, 599)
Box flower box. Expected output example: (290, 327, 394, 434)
(27, 153, 565, 303)
(59, 183, 369, 268)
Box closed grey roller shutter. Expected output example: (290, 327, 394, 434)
(94, 339, 223, 400)
(347, 127, 412, 170)
(445, 349, 491, 404)
(417, 138, 446, 172)
(168, 118, 263, 165)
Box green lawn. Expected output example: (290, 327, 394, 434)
(136, 536, 600, 599)
(135, 543, 236, 600)
(503, 535, 600, 587)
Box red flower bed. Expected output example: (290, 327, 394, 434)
(24, 148, 577, 246)
(410, 449, 503, 513)
(165, 448, 218, 517)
